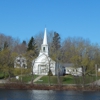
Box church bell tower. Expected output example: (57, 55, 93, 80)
(39, 28, 48, 56)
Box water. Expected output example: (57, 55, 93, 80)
(0, 89, 100, 100)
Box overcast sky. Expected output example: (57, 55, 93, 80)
(0, 0, 100, 44)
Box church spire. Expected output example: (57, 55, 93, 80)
(39, 28, 48, 56)
(43, 28, 47, 45)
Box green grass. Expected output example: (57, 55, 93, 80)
(11, 75, 39, 83)
(21, 75, 38, 82)
(34, 75, 100, 85)
(62, 75, 74, 84)
(35, 75, 74, 84)
(0, 72, 8, 79)
(0, 73, 4, 79)
(35, 76, 58, 84)
(1, 71, 100, 85)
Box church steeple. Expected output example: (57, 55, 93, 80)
(43, 28, 47, 45)
(39, 28, 48, 56)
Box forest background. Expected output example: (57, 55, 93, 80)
(0, 31, 100, 80)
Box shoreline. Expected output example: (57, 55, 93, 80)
(0, 83, 100, 91)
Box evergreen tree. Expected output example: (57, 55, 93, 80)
(52, 32, 61, 51)
(50, 32, 61, 61)
(51, 32, 61, 85)
(27, 37, 38, 56)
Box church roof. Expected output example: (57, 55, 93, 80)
(32, 52, 55, 64)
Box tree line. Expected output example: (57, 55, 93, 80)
(0, 31, 100, 79)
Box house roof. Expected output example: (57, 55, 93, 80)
(62, 63, 74, 67)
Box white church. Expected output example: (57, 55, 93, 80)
(32, 28, 65, 76)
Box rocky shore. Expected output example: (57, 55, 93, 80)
(0, 83, 100, 91)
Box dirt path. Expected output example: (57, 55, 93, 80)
(33, 75, 43, 82)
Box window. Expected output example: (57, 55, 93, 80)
(17, 59, 20, 62)
(43, 47, 45, 52)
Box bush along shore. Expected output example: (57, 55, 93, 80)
(0, 83, 100, 91)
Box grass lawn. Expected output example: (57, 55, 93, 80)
(35, 75, 100, 85)
(0, 72, 8, 79)
(21, 75, 38, 82)
(62, 75, 75, 84)
(35, 75, 75, 84)
(10, 75, 39, 83)
(1, 71, 100, 85)
(35, 76, 58, 84)
(0, 73, 4, 79)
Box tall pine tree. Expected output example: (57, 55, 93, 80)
(27, 37, 38, 56)
(51, 32, 61, 84)
(52, 32, 61, 51)
(50, 32, 61, 61)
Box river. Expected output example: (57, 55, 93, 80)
(0, 89, 100, 100)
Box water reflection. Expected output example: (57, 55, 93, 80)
(0, 89, 100, 100)
(30, 90, 100, 100)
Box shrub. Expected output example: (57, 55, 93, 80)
(48, 69, 53, 76)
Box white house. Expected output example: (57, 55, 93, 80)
(14, 55, 27, 68)
(64, 63, 82, 76)
(32, 28, 56, 75)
